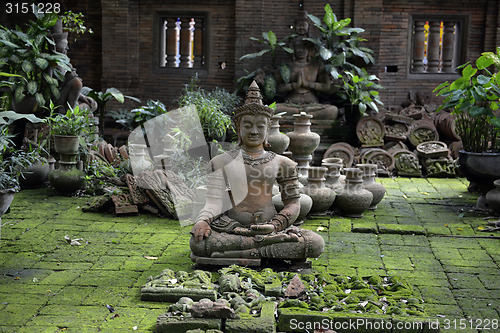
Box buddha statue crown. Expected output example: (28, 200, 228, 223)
(233, 81, 274, 121)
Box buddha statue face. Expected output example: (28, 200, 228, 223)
(238, 114, 269, 148)
(295, 20, 309, 36)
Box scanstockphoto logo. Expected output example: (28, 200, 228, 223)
(128, 105, 247, 227)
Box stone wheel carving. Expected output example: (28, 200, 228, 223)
(384, 122, 409, 142)
(323, 143, 355, 168)
(408, 122, 439, 147)
(356, 116, 385, 147)
(361, 148, 395, 175)
(391, 148, 422, 177)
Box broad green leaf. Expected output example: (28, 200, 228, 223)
(490, 117, 500, 128)
(319, 46, 333, 61)
(307, 13, 322, 27)
(35, 93, 45, 106)
(282, 46, 294, 54)
(0, 111, 43, 123)
(476, 55, 494, 70)
(14, 85, 25, 103)
(106, 87, 125, 103)
(359, 102, 367, 114)
(468, 105, 487, 117)
(27, 80, 37, 95)
(462, 64, 477, 80)
(476, 74, 490, 85)
(35, 57, 49, 70)
(267, 31, 277, 47)
(239, 49, 269, 60)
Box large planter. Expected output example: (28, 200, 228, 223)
(266, 115, 290, 154)
(458, 150, 500, 192)
(12, 95, 38, 114)
(49, 135, 85, 194)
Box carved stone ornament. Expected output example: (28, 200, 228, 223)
(356, 116, 385, 147)
(391, 149, 422, 177)
(408, 122, 439, 147)
(323, 142, 355, 167)
(384, 122, 409, 142)
(416, 141, 450, 159)
(361, 148, 395, 176)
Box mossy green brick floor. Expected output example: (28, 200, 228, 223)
(0, 177, 499, 332)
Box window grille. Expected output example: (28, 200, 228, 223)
(160, 15, 205, 68)
(410, 17, 464, 74)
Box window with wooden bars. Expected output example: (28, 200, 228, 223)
(159, 15, 205, 68)
(410, 15, 467, 75)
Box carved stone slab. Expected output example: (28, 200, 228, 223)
(356, 116, 385, 147)
(391, 148, 422, 177)
(408, 121, 439, 147)
(323, 142, 355, 168)
(416, 141, 450, 159)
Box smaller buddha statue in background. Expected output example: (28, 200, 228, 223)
(51, 22, 97, 113)
(275, 11, 338, 121)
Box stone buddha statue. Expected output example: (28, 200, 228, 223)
(275, 11, 338, 121)
(190, 81, 325, 265)
(51, 22, 97, 113)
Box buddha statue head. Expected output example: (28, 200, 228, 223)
(233, 81, 274, 147)
(293, 10, 310, 37)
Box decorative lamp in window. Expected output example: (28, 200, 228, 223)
(160, 14, 205, 68)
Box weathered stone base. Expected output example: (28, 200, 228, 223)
(190, 254, 261, 267)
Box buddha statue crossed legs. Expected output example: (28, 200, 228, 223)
(190, 82, 324, 265)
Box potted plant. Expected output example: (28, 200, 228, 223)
(0, 110, 43, 216)
(340, 69, 384, 115)
(47, 104, 93, 193)
(0, 12, 71, 113)
(434, 47, 500, 192)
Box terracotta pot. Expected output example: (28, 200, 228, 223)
(356, 163, 386, 210)
(0, 189, 16, 217)
(335, 168, 373, 218)
(266, 115, 290, 154)
(485, 179, 500, 215)
(300, 167, 335, 214)
(458, 150, 500, 193)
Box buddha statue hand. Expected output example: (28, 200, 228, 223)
(233, 224, 275, 236)
(191, 220, 212, 242)
(253, 232, 299, 246)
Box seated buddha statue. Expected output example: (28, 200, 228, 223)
(190, 81, 325, 264)
(275, 11, 338, 121)
(51, 24, 97, 113)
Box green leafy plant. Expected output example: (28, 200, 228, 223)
(340, 69, 383, 114)
(306, 4, 375, 80)
(60, 11, 93, 40)
(0, 111, 43, 189)
(434, 48, 500, 152)
(0, 13, 71, 109)
(240, 31, 294, 68)
(48, 104, 93, 136)
(177, 76, 239, 140)
(81, 87, 140, 135)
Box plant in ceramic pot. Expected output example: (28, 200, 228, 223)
(47, 104, 92, 193)
(434, 48, 500, 192)
(0, 110, 43, 215)
(0, 13, 71, 113)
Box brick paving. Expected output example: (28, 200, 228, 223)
(0, 177, 498, 332)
